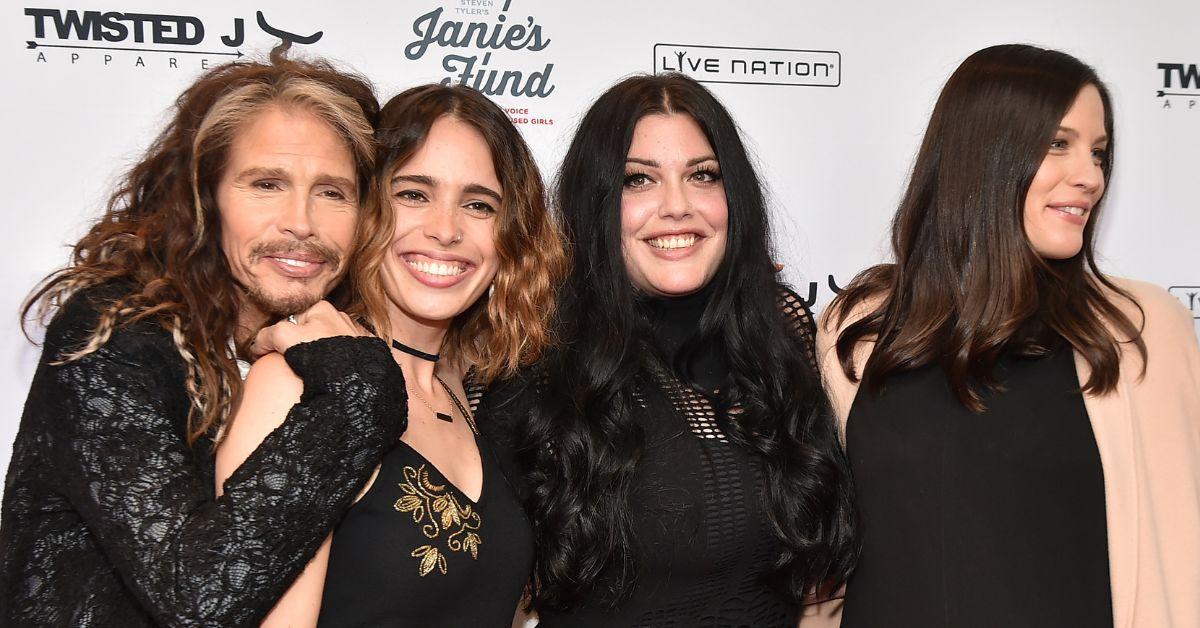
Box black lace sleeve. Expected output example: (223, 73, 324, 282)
(777, 283, 821, 376)
(28, 295, 407, 626)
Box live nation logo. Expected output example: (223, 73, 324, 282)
(1156, 62, 1200, 110)
(403, 0, 557, 127)
(23, 8, 324, 69)
(654, 44, 840, 87)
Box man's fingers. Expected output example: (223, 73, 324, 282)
(250, 327, 279, 358)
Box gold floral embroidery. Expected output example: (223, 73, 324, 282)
(394, 464, 482, 576)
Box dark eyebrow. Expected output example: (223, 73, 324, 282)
(626, 156, 718, 168)
(392, 174, 501, 202)
(464, 183, 502, 202)
(391, 174, 435, 187)
(1057, 126, 1108, 145)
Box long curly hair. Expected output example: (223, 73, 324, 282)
(515, 73, 858, 609)
(348, 84, 568, 381)
(829, 44, 1146, 411)
(22, 52, 380, 444)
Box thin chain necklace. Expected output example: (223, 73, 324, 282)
(401, 367, 478, 435)
(391, 337, 477, 434)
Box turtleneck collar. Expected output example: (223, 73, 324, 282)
(641, 279, 726, 391)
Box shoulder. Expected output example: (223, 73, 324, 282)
(815, 289, 887, 362)
(242, 352, 304, 403)
(1101, 275, 1197, 345)
(43, 281, 176, 367)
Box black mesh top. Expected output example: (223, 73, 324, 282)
(841, 339, 1112, 628)
(0, 284, 409, 627)
(528, 284, 816, 628)
(317, 384, 533, 627)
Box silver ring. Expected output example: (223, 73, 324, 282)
(286, 314, 299, 325)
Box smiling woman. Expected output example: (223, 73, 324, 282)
(490, 73, 858, 627)
(819, 44, 1200, 628)
(620, 113, 729, 297)
(215, 83, 567, 628)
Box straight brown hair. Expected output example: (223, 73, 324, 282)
(830, 44, 1145, 411)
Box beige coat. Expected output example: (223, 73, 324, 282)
(802, 278, 1200, 628)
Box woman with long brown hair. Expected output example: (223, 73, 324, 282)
(216, 83, 565, 626)
(818, 44, 1200, 627)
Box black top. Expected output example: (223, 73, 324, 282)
(521, 284, 814, 627)
(0, 284, 408, 627)
(318, 393, 533, 627)
(842, 341, 1113, 628)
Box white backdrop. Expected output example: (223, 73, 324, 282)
(2, 0, 1198, 480)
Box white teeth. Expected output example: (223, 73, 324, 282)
(277, 258, 312, 267)
(407, 259, 465, 277)
(648, 234, 697, 249)
(1056, 206, 1086, 216)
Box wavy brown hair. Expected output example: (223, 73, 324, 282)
(22, 51, 380, 444)
(349, 84, 567, 381)
(830, 44, 1146, 411)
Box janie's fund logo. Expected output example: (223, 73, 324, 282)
(654, 44, 840, 87)
(404, 0, 554, 98)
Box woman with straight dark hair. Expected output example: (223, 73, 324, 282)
(486, 73, 858, 626)
(818, 44, 1200, 627)
(216, 83, 566, 626)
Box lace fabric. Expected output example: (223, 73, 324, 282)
(0, 286, 408, 627)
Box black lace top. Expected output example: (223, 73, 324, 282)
(0, 285, 408, 627)
(489, 284, 817, 627)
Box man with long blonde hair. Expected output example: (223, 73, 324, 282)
(0, 52, 407, 626)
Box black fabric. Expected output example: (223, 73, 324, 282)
(317, 424, 533, 627)
(507, 284, 816, 628)
(841, 342, 1113, 628)
(0, 284, 408, 627)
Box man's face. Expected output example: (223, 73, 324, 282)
(215, 105, 358, 323)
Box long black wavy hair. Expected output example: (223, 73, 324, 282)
(513, 73, 857, 610)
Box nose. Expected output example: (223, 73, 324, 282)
(658, 179, 692, 220)
(1069, 149, 1105, 196)
(278, 191, 314, 240)
(424, 200, 463, 246)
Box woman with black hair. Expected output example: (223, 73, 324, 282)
(819, 44, 1200, 627)
(485, 73, 858, 626)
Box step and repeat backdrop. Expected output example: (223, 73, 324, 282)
(1, 0, 1198, 475)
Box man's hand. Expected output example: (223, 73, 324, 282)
(250, 301, 365, 358)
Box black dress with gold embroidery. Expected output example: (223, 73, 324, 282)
(317, 418, 533, 627)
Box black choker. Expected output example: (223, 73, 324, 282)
(391, 338, 440, 362)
